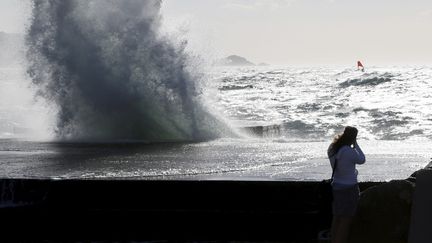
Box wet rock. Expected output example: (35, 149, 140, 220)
(349, 180, 415, 243)
(408, 161, 432, 183)
(408, 167, 432, 243)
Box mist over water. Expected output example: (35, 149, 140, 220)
(26, 0, 231, 142)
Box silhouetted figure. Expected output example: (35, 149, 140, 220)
(327, 126, 366, 243)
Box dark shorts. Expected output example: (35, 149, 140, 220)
(332, 185, 360, 217)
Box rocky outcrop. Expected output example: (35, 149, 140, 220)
(349, 180, 415, 243)
(218, 55, 255, 66)
(349, 161, 432, 243)
(408, 166, 432, 243)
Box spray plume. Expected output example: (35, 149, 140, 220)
(26, 0, 231, 142)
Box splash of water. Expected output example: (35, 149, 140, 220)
(26, 0, 231, 142)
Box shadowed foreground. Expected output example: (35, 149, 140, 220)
(2, 162, 431, 242)
(0, 179, 381, 242)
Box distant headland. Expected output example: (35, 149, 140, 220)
(217, 55, 269, 67)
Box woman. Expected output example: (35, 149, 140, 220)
(328, 126, 366, 243)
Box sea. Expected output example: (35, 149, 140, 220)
(1, 65, 431, 181)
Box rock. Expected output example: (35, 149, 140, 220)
(349, 180, 415, 243)
(409, 169, 432, 243)
(408, 161, 432, 182)
(218, 55, 255, 66)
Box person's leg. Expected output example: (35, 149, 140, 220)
(331, 216, 341, 243)
(332, 185, 359, 243)
(333, 216, 353, 243)
(331, 189, 341, 243)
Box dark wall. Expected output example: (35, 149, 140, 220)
(0, 179, 382, 241)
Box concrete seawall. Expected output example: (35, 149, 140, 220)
(0, 179, 381, 241)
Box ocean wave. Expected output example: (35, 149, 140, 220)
(354, 108, 411, 122)
(26, 0, 232, 142)
(378, 130, 424, 140)
(263, 71, 285, 75)
(339, 72, 398, 87)
(297, 103, 322, 112)
(241, 120, 326, 139)
(334, 69, 353, 76)
(353, 108, 415, 137)
(216, 66, 432, 141)
(240, 112, 421, 141)
(219, 85, 254, 91)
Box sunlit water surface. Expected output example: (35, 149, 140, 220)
(1, 66, 432, 181)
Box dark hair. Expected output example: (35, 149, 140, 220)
(329, 126, 358, 156)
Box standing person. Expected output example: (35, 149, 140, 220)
(327, 126, 366, 243)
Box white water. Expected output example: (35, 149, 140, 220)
(0, 65, 431, 181)
(213, 65, 432, 141)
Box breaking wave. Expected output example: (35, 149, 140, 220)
(219, 85, 254, 91)
(242, 120, 328, 140)
(242, 109, 421, 141)
(26, 0, 232, 142)
(339, 72, 398, 87)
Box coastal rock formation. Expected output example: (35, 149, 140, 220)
(408, 165, 432, 243)
(349, 180, 415, 243)
(219, 55, 255, 66)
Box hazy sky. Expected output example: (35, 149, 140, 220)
(162, 0, 432, 65)
(2, 0, 432, 65)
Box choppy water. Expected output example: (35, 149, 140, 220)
(0, 139, 429, 181)
(1, 65, 431, 181)
(213, 66, 432, 141)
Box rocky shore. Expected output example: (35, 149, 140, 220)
(350, 161, 432, 243)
